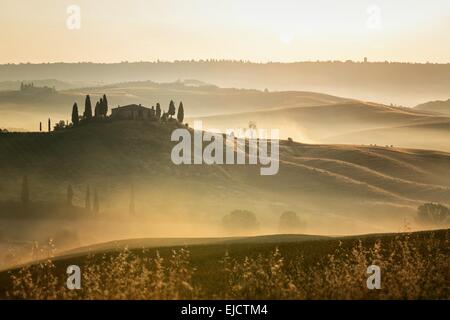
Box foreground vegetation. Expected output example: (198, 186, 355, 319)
(1, 229, 448, 300)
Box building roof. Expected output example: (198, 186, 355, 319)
(112, 104, 149, 111)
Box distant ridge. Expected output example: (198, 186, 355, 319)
(1, 61, 450, 105)
(415, 99, 450, 116)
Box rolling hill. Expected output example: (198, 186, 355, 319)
(58, 234, 329, 259)
(3, 81, 449, 153)
(193, 101, 450, 152)
(0, 80, 94, 92)
(0, 229, 448, 299)
(2, 61, 450, 106)
(0, 81, 351, 131)
(415, 99, 450, 116)
(324, 121, 450, 152)
(0, 120, 449, 238)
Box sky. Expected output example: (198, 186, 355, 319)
(0, 0, 449, 64)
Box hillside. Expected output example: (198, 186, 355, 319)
(0, 80, 93, 92)
(2, 61, 450, 106)
(325, 121, 450, 152)
(58, 234, 329, 259)
(193, 102, 450, 152)
(0, 121, 449, 238)
(3, 81, 449, 153)
(415, 99, 450, 116)
(0, 81, 350, 131)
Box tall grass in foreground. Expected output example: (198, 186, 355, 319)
(6, 233, 449, 300)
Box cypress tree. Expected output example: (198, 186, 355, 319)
(98, 98, 103, 118)
(168, 100, 176, 118)
(161, 112, 168, 123)
(156, 103, 161, 120)
(39, 122, 42, 132)
(71, 103, 79, 126)
(177, 102, 184, 123)
(48, 118, 51, 132)
(102, 94, 108, 116)
(84, 95, 93, 120)
(95, 101, 100, 118)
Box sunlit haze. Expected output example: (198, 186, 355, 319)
(1, 0, 450, 63)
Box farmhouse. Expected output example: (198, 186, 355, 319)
(111, 104, 154, 120)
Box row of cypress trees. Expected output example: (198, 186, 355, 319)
(19, 175, 140, 216)
(20, 175, 101, 214)
(71, 95, 184, 126)
(71, 94, 108, 126)
(163, 100, 184, 123)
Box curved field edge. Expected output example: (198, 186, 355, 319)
(0, 229, 448, 300)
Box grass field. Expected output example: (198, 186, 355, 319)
(1, 229, 448, 300)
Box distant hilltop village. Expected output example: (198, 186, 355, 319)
(20, 81, 56, 94)
(40, 93, 185, 132)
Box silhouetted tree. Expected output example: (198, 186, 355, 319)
(168, 100, 176, 118)
(39, 122, 42, 132)
(84, 95, 93, 120)
(279, 211, 304, 232)
(21, 175, 29, 204)
(161, 112, 169, 123)
(48, 118, 51, 132)
(54, 120, 66, 131)
(85, 186, 91, 211)
(71, 103, 79, 126)
(156, 103, 161, 120)
(102, 94, 108, 116)
(95, 101, 100, 118)
(93, 190, 99, 214)
(222, 210, 260, 233)
(67, 184, 74, 206)
(177, 102, 184, 123)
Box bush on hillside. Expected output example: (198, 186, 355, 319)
(222, 210, 260, 234)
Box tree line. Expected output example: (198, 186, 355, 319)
(69, 95, 185, 128)
(16, 175, 141, 217)
(19, 175, 102, 215)
(41, 94, 186, 132)
(71, 94, 109, 127)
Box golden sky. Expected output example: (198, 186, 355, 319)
(1, 0, 449, 63)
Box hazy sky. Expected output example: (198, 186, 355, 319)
(1, 0, 449, 63)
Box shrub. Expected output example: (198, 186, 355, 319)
(222, 210, 260, 234)
(53, 120, 66, 131)
(279, 211, 304, 233)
